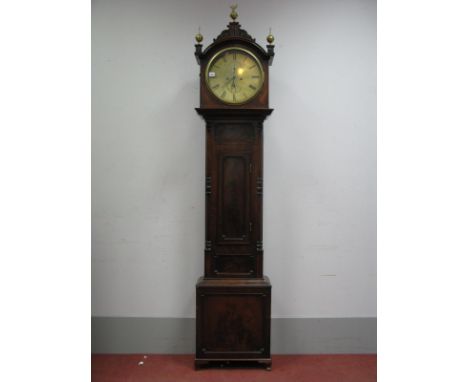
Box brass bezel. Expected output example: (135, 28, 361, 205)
(205, 46, 265, 105)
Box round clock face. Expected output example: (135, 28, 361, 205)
(205, 47, 264, 105)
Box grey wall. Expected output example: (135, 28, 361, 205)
(92, 317, 376, 354)
(92, 0, 376, 351)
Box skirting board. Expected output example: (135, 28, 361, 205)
(92, 317, 376, 354)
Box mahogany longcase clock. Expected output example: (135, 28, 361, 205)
(194, 6, 275, 370)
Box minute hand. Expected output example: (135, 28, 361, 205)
(231, 64, 238, 91)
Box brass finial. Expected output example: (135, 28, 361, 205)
(195, 26, 203, 43)
(230, 4, 238, 21)
(266, 27, 275, 44)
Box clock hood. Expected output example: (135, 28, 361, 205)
(195, 21, 274, 66)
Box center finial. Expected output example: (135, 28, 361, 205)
(230, 4, 238, 21)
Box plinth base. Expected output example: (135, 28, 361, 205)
(194, 358, 272, 370)
(195, 276, 272, 370)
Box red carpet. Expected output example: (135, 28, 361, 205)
(92, 354, 376, 382)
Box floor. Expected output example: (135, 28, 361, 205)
(92, 354, 377, 382)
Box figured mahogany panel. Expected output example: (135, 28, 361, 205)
(215, 124, 254, 143)
(219, 155, 250, 241)
(196, 277, 271, 361)
(214, 254, 255, 276)
(201, 294, 264, 353)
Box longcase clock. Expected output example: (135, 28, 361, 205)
(193, 5, 275, 370)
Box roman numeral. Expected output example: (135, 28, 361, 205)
(251, 75, 260, 78)
(249, 64, 256, 69)
(221, 91, 226, 98)
(212, 84, 220, 89)
(249, 84, 257, 90)
(232, 93, 236, 102)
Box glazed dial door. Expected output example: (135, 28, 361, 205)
(205, 48, 264, 105)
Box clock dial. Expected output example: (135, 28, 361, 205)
(205, 47, 264, 105)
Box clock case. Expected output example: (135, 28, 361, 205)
(194, 20, 275, 369)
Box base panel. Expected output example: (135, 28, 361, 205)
(195, 276, 272, 369)
(195, 358, 272, 370)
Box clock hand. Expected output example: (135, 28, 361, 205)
(231, 63, 239, 92)
(231, 74, 239, 93)
(229, 71, 235, 90)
